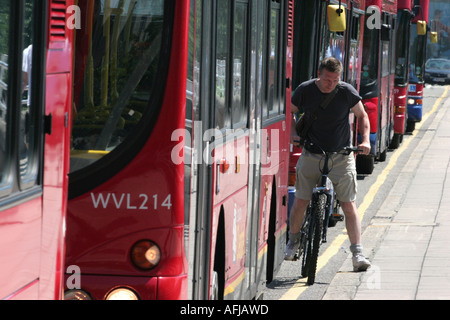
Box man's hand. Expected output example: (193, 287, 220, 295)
(291, 135, 301, 148)
(357, 141, 371, 155)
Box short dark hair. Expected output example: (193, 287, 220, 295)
(319, 57, 343, 74)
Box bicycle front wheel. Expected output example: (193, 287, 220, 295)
(305, 194, 326, 285)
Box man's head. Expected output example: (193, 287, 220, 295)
(317, 57, 342, 93)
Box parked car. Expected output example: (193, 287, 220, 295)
(424, 58, 450, 84)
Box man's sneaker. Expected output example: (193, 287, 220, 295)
(350, 244, 371, 272)
(284, 233, 301, 261)
(352, 254, 371, 271)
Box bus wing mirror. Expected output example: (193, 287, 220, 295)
(327, 5, 346, 32)
(417, 20, 427, 35)
(430, 31, 438, 43)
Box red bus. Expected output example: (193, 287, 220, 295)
(289, 0, 366, 196)
(391, 0, 413, 148)
(356, 0, 397, 173)
(407, 0, 430, 132)
(0, 0, 73, 299)
(65, 0, 293, 300)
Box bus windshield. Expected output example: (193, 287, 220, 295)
(360, 26, 379, 98)
(395, 10, 411, 85)
(71, 0, 166, 173)
(409, 24, 427, 83)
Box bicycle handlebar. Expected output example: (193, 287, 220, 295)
(341, 146, 363, 155)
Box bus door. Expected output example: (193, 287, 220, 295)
(189, 0, 256, 300)
(244, 0, 264, 299)
(0, 0, 42, 300)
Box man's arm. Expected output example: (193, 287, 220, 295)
(351, 101, 370, 155)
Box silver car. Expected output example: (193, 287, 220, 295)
(424, 58, 450, 84)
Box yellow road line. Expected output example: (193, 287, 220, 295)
(280, 86, 449, 300)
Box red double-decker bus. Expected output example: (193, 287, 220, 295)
(407, 0, 430, 132)
(0, 0, 73, 299)
(392, 0, 414, 148)
(356, 0, 397, 173)
(64, 0, 294, 300)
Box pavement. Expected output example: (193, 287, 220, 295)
(323, 87, 450, 300)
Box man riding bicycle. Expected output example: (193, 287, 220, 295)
(286, 57, 371, 272)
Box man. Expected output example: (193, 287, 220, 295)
(286, 57, 371, 272)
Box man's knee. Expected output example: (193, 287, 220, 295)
(340, 201, 357, 214)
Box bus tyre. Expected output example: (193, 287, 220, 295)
(406, 120, 415, 133)
(389, 134, 401, 149)
(356, 155, 374, 175)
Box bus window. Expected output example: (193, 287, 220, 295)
(0, 0, 10, 189)
(232, 2, 248, 128)
(71, 0, 166, 172)
(20, 0, 39, 188)
(395, 10, 411, 84)
(268, 5, 281, 118)
(361, 26, 379, 97)
(215, 0, 231, 129)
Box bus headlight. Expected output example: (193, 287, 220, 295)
(106, 288, 139, 300)
(130, 240, 161, 270)
(64, 290, 92, 300)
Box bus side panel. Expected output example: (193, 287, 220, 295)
(210, 136, 249, 299)
(393, 85, 408, 133)
(0, 199, 42, 300)
(38, 0, 74, 300)
(40, 72, 72, 300)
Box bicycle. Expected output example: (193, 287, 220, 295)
(295, 145, 361, 285)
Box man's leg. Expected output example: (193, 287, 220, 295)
(285, 150, 320, 261)
(339, 201, 361, 245)
(340, 201, 371, 271)
(284, 198, 310, 261)
(289, 197, 310, 234)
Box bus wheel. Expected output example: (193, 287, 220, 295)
(266, 182, 277, 283)
(212, 210, 225, 300)
(389, 134, 401, 149)
(406, 121, 415, 133)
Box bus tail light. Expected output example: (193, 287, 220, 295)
(131, 240, 161, 270)
(106, 288, 139, 300)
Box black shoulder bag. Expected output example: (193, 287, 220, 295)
(295, 85, 339, 145)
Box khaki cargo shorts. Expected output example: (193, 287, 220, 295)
(294, 149, 357, 202)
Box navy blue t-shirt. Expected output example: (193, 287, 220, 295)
(291, 79, 361, 152)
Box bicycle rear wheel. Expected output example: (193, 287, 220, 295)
(303, 194, 326, 285)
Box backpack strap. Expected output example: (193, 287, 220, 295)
(311, 83, 340, 120)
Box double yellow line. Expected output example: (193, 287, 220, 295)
(280, 86, 450, 300)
